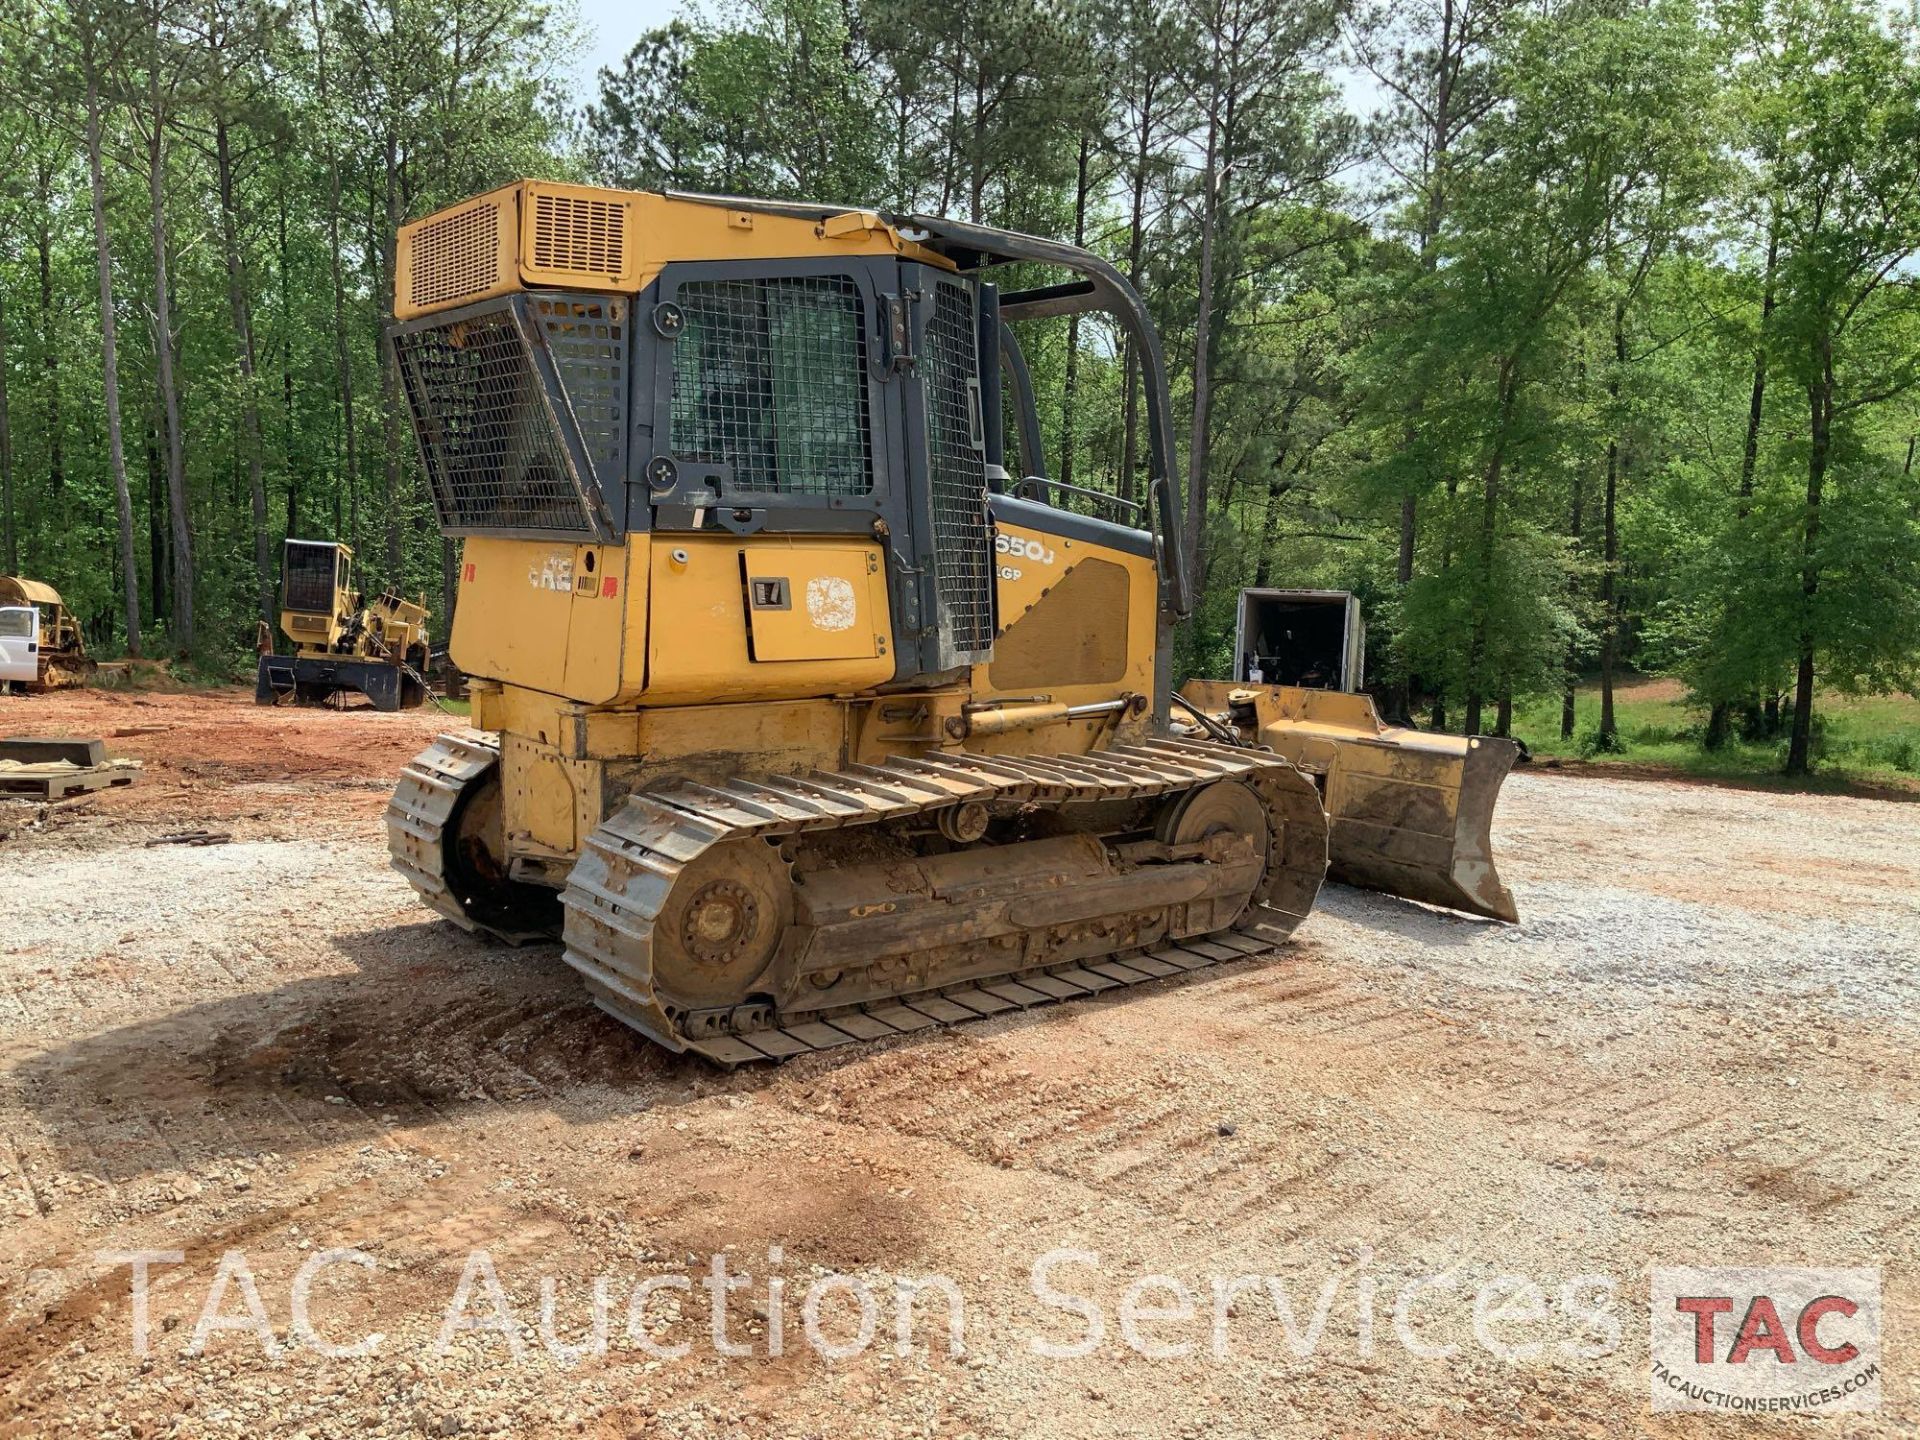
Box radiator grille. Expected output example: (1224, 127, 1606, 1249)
(392, 304, 598, 534)
(530, 192, 627, 278)
(669, 275, 872, 496)
(923, 279, 993, 656)
(282, 542, 339, 615)
(408, 201, 501, 311)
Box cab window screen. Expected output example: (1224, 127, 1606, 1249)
(670, 275, 872, 496)
(283, 544, 338, 614)
(0, 610, 32, 639)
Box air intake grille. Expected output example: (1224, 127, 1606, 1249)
(282, 542, 338, 615)
(392, 302, 600, 535)
(530, 192, 627, 277)
(669, 275, 872, 496)
(408, 201, 501, 311)
(923, 279, 993, 656)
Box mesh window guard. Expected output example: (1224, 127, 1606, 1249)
(669, 276, 873, 497)
(393, 303, 601, 535)
(535, 296, 626, 496)
(923, 279, 994, 656)
(282, 544, 338, 614)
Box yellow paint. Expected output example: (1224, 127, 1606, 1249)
(277, 541, 428, 661)
(976, 519, 1158, 710)
(393, 183, 523, 318)
(846, 689, 967, 763)
(400, 180, 1215, 881)
(634, 698, 851, 781)
(745, 547, 883, 661)
(451, 535, 649, 706)
(500, 733, 595, 858)
(643, 533, 891, 705)
(396, 181, 954, 321)
(1176, 677, 1474, 828)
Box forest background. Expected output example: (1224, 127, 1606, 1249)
(2, 0, 1917, 780)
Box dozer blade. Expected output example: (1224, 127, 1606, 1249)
(1178, 681, 1520, 923)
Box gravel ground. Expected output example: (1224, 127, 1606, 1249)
(0, 689, 1914, 1437)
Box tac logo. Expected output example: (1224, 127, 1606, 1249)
(1650, 1267, 1881, 1413)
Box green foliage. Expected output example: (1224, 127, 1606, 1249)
(0, 0, 1913, 785)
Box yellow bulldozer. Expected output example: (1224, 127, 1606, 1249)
(0, 577, 96, 690)
(383, 180, 1516, 1063)
(255, 539, 432, 711)
(1176, 587, 1516, 923)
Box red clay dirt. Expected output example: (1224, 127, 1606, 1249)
(0, 688, 1914, 1438)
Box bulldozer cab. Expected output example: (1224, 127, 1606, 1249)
(387, 187, 1191, 709)
(280, 539, 352, 652)
(1235, 588, 1365, 690)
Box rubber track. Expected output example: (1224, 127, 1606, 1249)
(559, 738, 1328, 1065)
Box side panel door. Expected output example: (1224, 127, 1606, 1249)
(0, 606, 40, 684)
(1343, 593, 1367, 693)
(634, 257, 908, 699)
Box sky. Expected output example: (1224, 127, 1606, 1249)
(570, 0, 686, 91)
(560, 0, 1387, 160)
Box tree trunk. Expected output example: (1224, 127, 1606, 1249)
(1738, 215, 1779, 512)
(34, 160, 63, 498)
(278, 173, 296, 512)
(147, 423, 168, 621)
(146, 99, 194, 652)
(1117, 84, 1154, 505)
(1561, 465, 1584, 740)
(381, 133, 405, 583)
(441, 534, 457, 632)
(310, 0, 361, 559)
(0, 291, 13, 574)
(1386, 494, 1416, 724)
(215, 117, 273, 626)
(1389, 0, 1464, 728)
(966, 69, 987, 225)
(1495, 689, 1512, 739)
(1463, 358, 1518, 736)
(85, 72, 142, 657)
(1719, 213, 1780, 748)
(1597, 301, 1626, 749)
(1184, 56, 1224, 595)
(1785, 348, 1831, 777)
(1058, 135, 1091, 491)
(1596, 433, 1622, 746)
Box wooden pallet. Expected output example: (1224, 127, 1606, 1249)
(0, 764, 138, 800)
(0, 737, 140, 799)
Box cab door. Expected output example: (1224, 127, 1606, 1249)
(0, 606, 40, 685)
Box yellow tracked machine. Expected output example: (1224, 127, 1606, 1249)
(256, 540, 432, 711)
(1175, 588, 1517, 923)
(383, 182, 1515, 1063)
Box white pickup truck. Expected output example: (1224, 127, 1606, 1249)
(0, 605, 40, 689)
